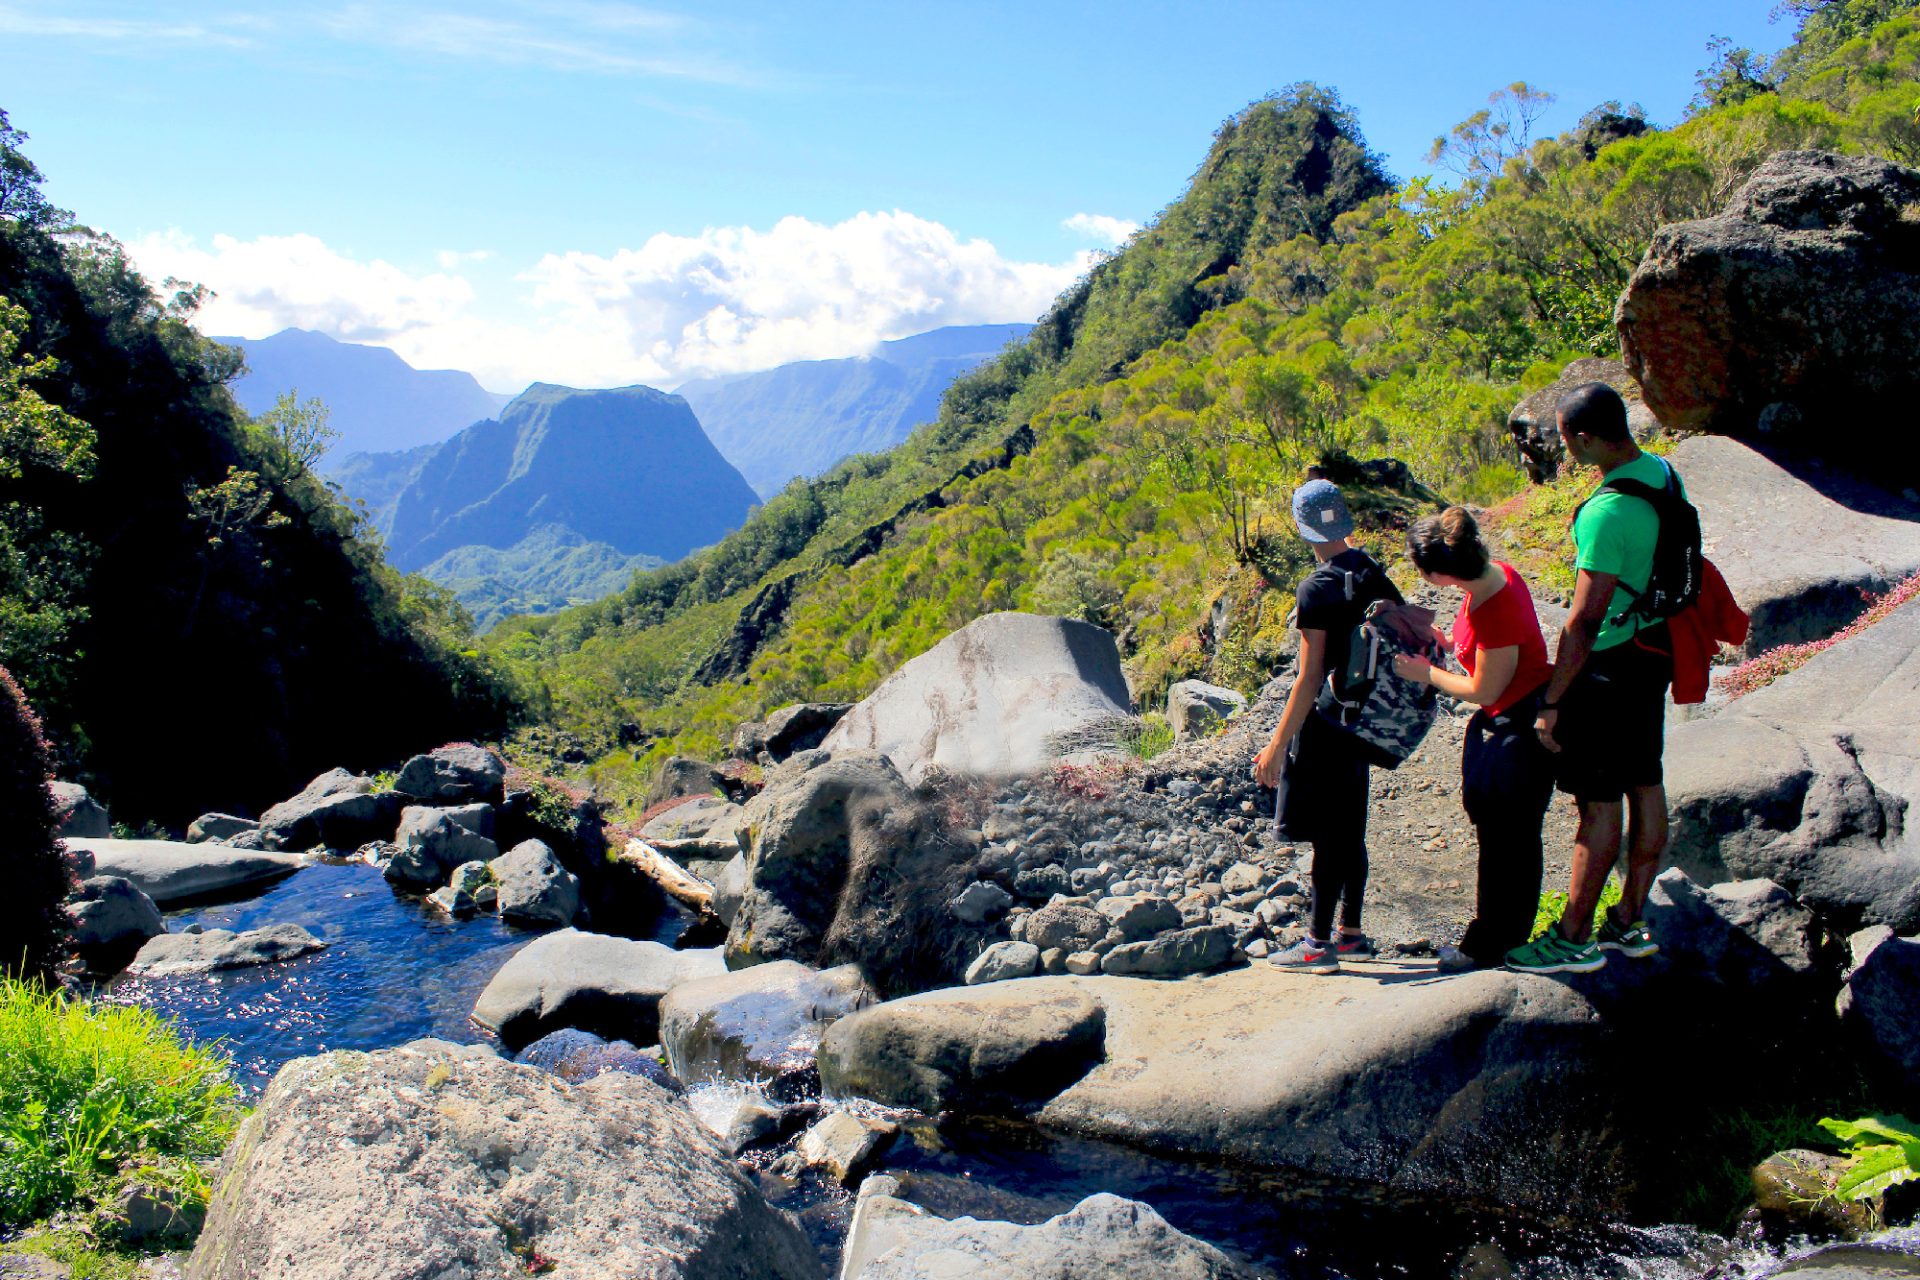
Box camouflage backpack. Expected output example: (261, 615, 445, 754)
(1313, 593, 1445, 769)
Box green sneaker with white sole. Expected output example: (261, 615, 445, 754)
(1596, 912, 1658, 958)
(1504, 928, 1605, 975)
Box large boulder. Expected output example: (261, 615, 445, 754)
(640, 794, 743, 844)
(490, 839, 580, 928)
(845, 1184, 1255, 1280)
(390, 743, 506, 806)
(819, 981, 1107, 1115)
(1165, 681, 1247, 742)
(47, 780, 110, 838)
(1641, 870, 1823, 996)
(67, 875, 164, 953)
(471, 929, 727, 1051)
(644, 756, 723, 808)
(1667, 596, 1920, 932)
(1617, 151, 1920, 461)
(820, 612, 1135, 784)
(1099, 925, 1235, 978)
(658, 960, 875, 1090)
(724, 752, 971, 994)
(1669, 434, 1920, 652)
(762, 702, 853, 761)
(1837, 929, 1920, 1095)
(824, 967, 1637, 1214)
(65, 839, 304, 907)
(384, 806, 500, 889)
(128, 924, 328, 976)
(183, 1039, 821, 1280)
(185, 813, 258, 845)
(258, 769, 402, 851)
(1506, 357, 1660, 484)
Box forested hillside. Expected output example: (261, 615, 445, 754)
(496, 4, 1917, 815)
(0, 113, 516, 824)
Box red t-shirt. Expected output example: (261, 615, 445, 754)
(1452, 562, 1552, 717)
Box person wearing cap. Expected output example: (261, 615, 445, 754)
(1252, 478, 1403, 973)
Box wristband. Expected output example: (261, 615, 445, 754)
(1539, 701, 1560, 712)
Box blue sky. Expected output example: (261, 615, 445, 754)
(2, 0, 1794, 391)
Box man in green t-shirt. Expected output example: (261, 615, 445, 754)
(1507, 382, 1679, 975)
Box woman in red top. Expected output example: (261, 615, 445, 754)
(1392, 508, 1556, 971)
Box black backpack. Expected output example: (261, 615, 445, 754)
(1578, 457, 1703, 626)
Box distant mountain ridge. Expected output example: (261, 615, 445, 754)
(678, 323, 1033, 497)
(214, 328, 505, 462)
(384, 382, 758, 573)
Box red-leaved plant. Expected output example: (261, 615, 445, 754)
(0, 665, 73, 982)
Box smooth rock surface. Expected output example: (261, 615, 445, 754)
(391, 743, 506, 805)
(186, 813, 258, 844)
(490, 839, 580, 928)
(1671, 434, 1920, 651)
(67, 875, 164, 952)
(847, 1190, 1256, 1280)
(762, 702, 853, 761)
(385, 806, 500, 889)
(1166, 680, 1248, 742)
(183, 1039, 821, 1280)
(965, 940, 1040, 985)
(1667, 596, 1920, 932)
(258, 769, 401, 851)
(820, 612, 1135, 784)
(512, 1027, 681, 1092)
(65, 839, 304, 907)
(641, 794, 744, 843)
(471, 929, 728, 1050)
(658, 960, 876, 1088)
(820, 982, 1106, 1115)
(128, 924, 328, 976)
(796, 1110, 895, 1186)
(1099, 924, 1235, 977)
(48, 780, 109, 838)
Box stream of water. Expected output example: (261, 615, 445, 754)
(100, 860, 1884, 1279)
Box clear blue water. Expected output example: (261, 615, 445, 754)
(102, 859, 534, 1089)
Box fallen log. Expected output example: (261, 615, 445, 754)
(622, 838, 717, 916)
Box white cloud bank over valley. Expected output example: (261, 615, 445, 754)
(129, 213, 1098, 392)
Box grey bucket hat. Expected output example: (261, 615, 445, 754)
(1291, 478, 1354, 544)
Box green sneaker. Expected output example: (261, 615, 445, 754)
(1596, 912, 1658, 958)
(1505, 928, 1605, 975)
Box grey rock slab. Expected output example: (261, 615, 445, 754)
(951, 880, 1014, 923)
(819, 981, 1106, 1115)
(1166, 680, 1248, 742)
(385, 806, 500, 889)
(796, 1110, 896, 1186)
(1667, 596, 1920, 931)
(471, 928, 727, 1051)
(641, 794, 745, 843)
(491, 838, 580, 928)
(65, 839, 304, 907)
(965, 941, 1040, 985)
(659, 960, 875, 1088)
(129, 924, 328, 976)
(849, 1190, 1256, 1280)
(763, 702, 853, 761)
(48, 780, 109, 838)
(183, 1039, 822, 1280)
(1670, 434, 1920, 651)
(1093, 895, 1182, 943)
(391, 743, 506, 805)
(258, 768, 401, 851)
(820, 612, 1135, 784)
(1642, 869, 1822, 992)
(1837, 930, 1920, 1094)
(186, 813, 258, 844)
(1099, 925, 1235, 977)
(67, 875, 164, 951)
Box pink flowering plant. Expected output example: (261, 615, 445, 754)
(1723, 571, 1920, 699)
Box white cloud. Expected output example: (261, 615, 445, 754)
(128, 214, 1091, 392)
(1063, 212, 1141, 247)
(0, 3, 259, 47)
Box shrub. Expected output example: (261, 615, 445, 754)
(0, 978, 241, 1225)
(1530, 875, 1624, 940)
(0, 664, 70, 983)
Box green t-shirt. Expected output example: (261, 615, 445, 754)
(1572, 451, 1685, 652)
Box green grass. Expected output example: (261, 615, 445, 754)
(1118, 714, 1178, 760)
(1530, 875, 1625, 941)
(0, 978, 241, 1226)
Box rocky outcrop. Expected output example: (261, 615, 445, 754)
(490, 838, 580, 927)
(392, 744, 506, 806)
(48, 780, 110, 838)
(1165, 681, 1247, 741)
(65, 839, 304, 907)
(128, 924, 328, 976)
(640, 794, 743, 844)
(1667, 596, 1920, 932)
(1669, 434, 1920, 651)
(1617, 151, 1920, 458)
(843, 1182, 1255, 1280)
(1837, 928, 1920, 1094)
(762, 703, 853, 761)
(1641, 870, 1825, 996)
(67, 875, 164, 954)
(1506, 357, 1660, 483)
(384, 805, 500, 889)
(725, 752, 975, 992)
(820, 613, 1135, 784)
(823, 966, 1630, 1213)
(471, 929, 727, 1050)
(258, 769, 402, 851)
(184, 1039, 821, 1280)
(819, 981, 1107, 1116)
(658, 960, 875, 1091)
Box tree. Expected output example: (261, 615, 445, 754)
(254, 388, 337, 471)
(0, 664, 71, 984)
(1693, 35, 1777, 114)
(1429, 82, 1558, 182)
(0, 110, 69, 232)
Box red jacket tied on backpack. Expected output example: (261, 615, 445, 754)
(1668, 558, 1749, 704)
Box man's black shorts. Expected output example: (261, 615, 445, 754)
(1553, 624, 1674, 805)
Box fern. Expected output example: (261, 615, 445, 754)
(1818, 1114, 1920, 1202)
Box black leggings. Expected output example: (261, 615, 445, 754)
(1285, 714, 1373, 941)
(1457, 694, 1556, 965)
